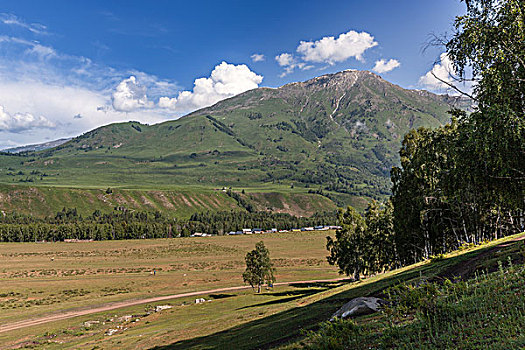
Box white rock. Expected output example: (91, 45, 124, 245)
(155, 305, 173, 312)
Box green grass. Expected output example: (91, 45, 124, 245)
(0, 183, 337, 218)
(1, 228, 521, 349)
(290, 244, 525, 349)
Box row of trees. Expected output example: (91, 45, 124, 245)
(0, 208, 337, 242)
(328, 0, 524, 277)
(188, 210, 335, 235)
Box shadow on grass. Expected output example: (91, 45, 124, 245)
(260, 289, 327, 298)
(208, 293, 236, 300)
(289, 279, 353, 289)
(150, 239, 519, 350)
(238, 289, 325, 310)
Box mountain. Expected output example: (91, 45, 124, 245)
(0, 70, 470, 208)
(2, 138, 71, 153)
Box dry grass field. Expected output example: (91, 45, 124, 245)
(0, 230, 340, 348)
(0, 229, 522, 349)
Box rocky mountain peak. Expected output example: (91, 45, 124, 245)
(279, 70, 386, 94)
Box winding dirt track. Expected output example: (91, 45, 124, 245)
(0, 277, 348, 334)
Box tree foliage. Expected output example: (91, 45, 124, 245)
(327, 202, 394, 279)
(0, 207, 336, 242)
(327, 0, 524, 277)
(243, 241, 276, 293)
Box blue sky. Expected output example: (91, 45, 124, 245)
(0, 0, 466, 149)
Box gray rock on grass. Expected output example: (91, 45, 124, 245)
(330, 297, 384, 321)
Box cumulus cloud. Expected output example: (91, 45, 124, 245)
(158, 62, 263, 112)
(112, 76, 154, 112)
(297, 30, 377, 65)
(372, 58, 400, 73)
(0, 79, 169, 149)
(0, 105, 55, 132)
(250, 53, 265, 62)
(418, 53, 456, 90)
(275, 53, 312, 77)
(418, 53, 473, 95)
(275, 53, 294, 67)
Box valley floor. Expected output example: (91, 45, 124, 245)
(0, 231, 523, 349)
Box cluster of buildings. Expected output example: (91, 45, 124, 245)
(227, 225, 341, 236)
(189, 226, 341, 237)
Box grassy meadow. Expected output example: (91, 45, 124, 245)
(0, 228, 523, 349)
(0, 230, 340, 348)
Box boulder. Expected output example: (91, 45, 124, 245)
(330, 297, 384, 321)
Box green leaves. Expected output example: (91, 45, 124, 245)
(326, 203, 394, 279)
(243, 241, 276, 293)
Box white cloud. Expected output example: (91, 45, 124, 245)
(418, 53, 473, 95)
(274, 53, 312, 77)
(297, 30, 378, 65)
(250, 53, 265, 62)
(0, 79, 169, 149)
(275, 53, 294, 67)
(0, 16, 264, 147)
(372, 58, 400, 73)
(419, 53, 455, 90)
(112, 76, 154, 112)
(158, 62, 263, 112)
(0, 13, 48, 35)
(0, 105, 55, 133)
(25, 43, 57, 59)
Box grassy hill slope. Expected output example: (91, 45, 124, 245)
(0, 184, 336, 218)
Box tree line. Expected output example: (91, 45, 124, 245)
(328, 0, 524, 278)
(0, 207, 337, 242)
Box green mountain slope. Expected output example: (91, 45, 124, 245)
(0, 70, 468, 209)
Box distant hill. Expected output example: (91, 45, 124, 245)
(2, 138, 71, 153)
(0, 70, 470, 209)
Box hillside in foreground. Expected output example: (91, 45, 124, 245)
(0, 70, 469, 216)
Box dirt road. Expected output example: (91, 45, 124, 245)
(0, 277, 348, 334)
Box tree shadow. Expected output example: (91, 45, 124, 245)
(149, 271, 422, 350)
(208, 293, 236, 299)
(259, 288, 325, 297)
(288, 279, 353, 289)
(238, 289, 324, 310)
(149, 242, 510, 350)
